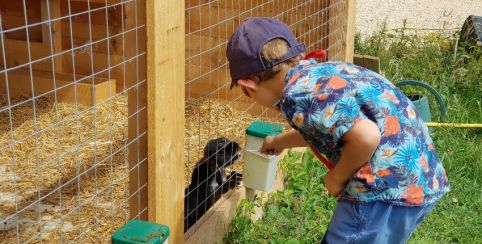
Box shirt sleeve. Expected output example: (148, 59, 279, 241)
(283, 76, 369, 149)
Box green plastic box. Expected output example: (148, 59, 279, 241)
(245, 121, 283, 151)
(112, 220, 169, 244)
(246, 120, 283, 138)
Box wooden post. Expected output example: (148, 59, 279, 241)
(342, 0, 356, 63)
(146, 0, 185, 243)
(41, 0, 63, 72)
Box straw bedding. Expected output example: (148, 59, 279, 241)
(0, 94, 284, 242)
(0, 95, 129, 242)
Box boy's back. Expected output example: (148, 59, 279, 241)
(281, 59, 450, 206)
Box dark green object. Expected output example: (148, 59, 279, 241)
(460, 15, 482, 45)
(246, 121, 283, 138)
(396, 80, 446, 125)
(112, 220, 169, 244)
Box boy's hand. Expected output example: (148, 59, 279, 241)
(323, 170, 346, 197)
(323, 119, 381, 197)
(260, 136, 284, 155)
(259, 130, 309, 156)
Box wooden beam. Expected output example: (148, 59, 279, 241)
(41, 0, 63, 72)
(353, 54, 380, 73)
(0, 39, 49, 69)
(125, 0, 145, 222)
(146, 0, 185, 243)
(69, 0, 123, 3)
(0, 68, 115, 106)
(123, 0, 149, 224)
(342, 0, 356, 63)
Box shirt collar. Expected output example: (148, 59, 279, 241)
(284, 58, 318, 84)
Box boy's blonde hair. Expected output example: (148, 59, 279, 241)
(230, 38, 301, 88)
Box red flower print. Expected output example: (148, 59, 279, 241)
(403, 185, 424, 205)
(384, 115, 400, 137)
(289, 73, 301, 84)
(376, 169, 392, 177)
(356, 164, 375, 185)
(318, 94, 329, 101)
(325, 76, 347, 90)
(419, 154, 429, 172)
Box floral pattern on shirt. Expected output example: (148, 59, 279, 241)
(280, 59, 449, 206)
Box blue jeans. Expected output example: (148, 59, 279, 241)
(321, 200, 437, 244)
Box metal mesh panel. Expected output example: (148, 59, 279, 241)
(184, 0, 347, 233)
(0, 0, 348, 241)
(0, 0, 146, 242)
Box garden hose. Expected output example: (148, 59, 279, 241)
(425, 122, 482, 128)
(396, 80, 481, 129)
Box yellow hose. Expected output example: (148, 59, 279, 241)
(426, 122, 482, 128)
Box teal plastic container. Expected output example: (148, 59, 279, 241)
(245, 121, 283, 151)
(112, 220, 169, 244)
(396, 80, 446, 133)
(408, 94, 432, 123)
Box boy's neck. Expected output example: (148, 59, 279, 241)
(273, 65, 292, 98)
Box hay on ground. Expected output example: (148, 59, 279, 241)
(0, 94, 285, 242)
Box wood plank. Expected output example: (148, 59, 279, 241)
(342, 0, 356, 63)
(328, 0, 345, 61)
(125, 0, 149, 223)
(126, 0, 142, 221)
(0, 38, 125, 86)
(0, 39, 52, 71)
(185, 63, 231, 99)
(41, 0, 63, 72)
(0, 68, 115, 106)
(146, 0, 185, 243)
(353, 54, 380, 73)
(185, 3, 318, 39)
(59, 1, 115, 25)
(70, 0, 123, 4)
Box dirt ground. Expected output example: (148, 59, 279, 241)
(357, 0, 482, 37)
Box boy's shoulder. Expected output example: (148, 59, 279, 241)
(288, 59, 378, 80)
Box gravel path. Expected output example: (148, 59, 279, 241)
(356, 0, 482, 37)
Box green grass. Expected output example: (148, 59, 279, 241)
(225, 28, 482, 243)
(225, 150, 334, 243)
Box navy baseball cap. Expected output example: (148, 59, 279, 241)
(226, 17, 306, 88)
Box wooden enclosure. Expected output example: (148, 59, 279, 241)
(0, 0, 149, 242)
(0, 0, 355, 242)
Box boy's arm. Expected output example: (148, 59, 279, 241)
(324, 119, 381, 196)
(260, 129, 308, 155)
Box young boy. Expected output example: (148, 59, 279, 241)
(226, 17, 449, 243)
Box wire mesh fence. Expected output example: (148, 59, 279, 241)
(0, 0, 146, 242)
(184, 0, 347, 234)
(0, 0, 349, 242)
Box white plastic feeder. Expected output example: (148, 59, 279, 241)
(243, 121, 283, 192)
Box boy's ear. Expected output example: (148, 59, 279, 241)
(237, 78, 258, 98)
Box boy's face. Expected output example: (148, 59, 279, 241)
(235, 65, 292, 109)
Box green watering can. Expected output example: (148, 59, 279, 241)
(396, 80, 446, 124)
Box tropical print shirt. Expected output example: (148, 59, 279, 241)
(279, 59, 449, 206)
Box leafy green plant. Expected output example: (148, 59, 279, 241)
(225, 150, 336, 243)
